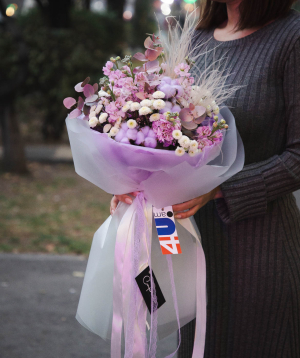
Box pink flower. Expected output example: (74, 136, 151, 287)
(197, 126, 212, 138)
(103, 61, 114, 76)
(174, 63, 191, 77)
(211, 130, 223, 144)
(198, 138, 213, 149)
(109, 70, 126, 84)
(152, 117, 181, 147)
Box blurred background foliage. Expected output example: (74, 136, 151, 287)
(18, 8, 125, 140)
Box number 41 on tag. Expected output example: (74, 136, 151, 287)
(153, 206, 182, 255)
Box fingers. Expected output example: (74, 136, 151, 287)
(114, 191, 140, 206)
(174, 204, 201, 219)
(173, 197, 201, 213)
(115, 194, 133, 205)
(110, 196, 119, 215)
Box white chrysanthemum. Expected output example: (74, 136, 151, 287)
(127, 119, 137, 129)
(110, 127, 119, 136)
(95, 104, 103, 114)
(190, 140, 198, 150)
(206, 105, 212, 112)
(188, 149, 198, 157)
(99, 113, 108, 123)
(214, 106, 220, 114)
(139, 106, 152, 116)
(126, 100, 133, 105)
(153, 99, 166, 110)
(122, 104, 130, 112)
(179, 135, 190, 148)
(88, 117, 99, 128)
(172, 130, 182, 140)
(98, 90, 110, 97)
(130, 102, 141, 111)
(89, 111, 96, 119)
(175, 147, 185, 156)
(153, 91, 166, 99)
(140, 99, 152, 107)
(150, 113, 160, 122)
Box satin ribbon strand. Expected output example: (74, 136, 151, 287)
(111, 203, 136, 358)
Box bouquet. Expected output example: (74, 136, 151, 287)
(65, 14, 244, 358)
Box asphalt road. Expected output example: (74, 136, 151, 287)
(0, 254, 177, 358)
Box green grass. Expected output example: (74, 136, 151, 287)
(0, 162, 112, 255)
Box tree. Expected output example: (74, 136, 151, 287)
(0, 1, 28, 173)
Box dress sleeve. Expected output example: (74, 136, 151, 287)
(215, 38, 300, 224)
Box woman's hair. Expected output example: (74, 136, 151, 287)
(196, 0, 298, 31)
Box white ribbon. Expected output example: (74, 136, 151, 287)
(111, 199, 206, 358)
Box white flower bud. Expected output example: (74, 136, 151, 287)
(140, 99, 152, 107)
(89, 117, 99, 128)
(189, 140, 198, 150)
(172, 130, 182, 140)
(99, 113, 108, 123)
(153, 91, 166, 99)
(130, 102, 141, 111)
(127, 119, 137, 129)
(153, 99, 166, 110)
(139, 106, 152, 116)
(150, 113, 160, 122)
(178, 135, 190, 148)
(175, 147, 185, 156)
(110, 127, 119, 136)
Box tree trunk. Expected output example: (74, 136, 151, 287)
(0, 97, 28, 174)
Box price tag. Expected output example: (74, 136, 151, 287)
(153, 206, 182, 255)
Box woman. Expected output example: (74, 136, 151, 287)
(111, 0, 300, 356)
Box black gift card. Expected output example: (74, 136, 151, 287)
(135, 266, 166, 313)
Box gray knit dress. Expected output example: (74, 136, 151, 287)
(178, 9, 300, 358)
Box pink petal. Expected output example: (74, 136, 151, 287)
(77, 96, 84, 110)
(75, 82, 84, 92)
(144, 36, 154, 49)
(93, 83, 99, 92)
(83, 84, 94, 97)
(144, 60, 159, 73)
(189, 103, 195, 111)
(145, 47, 162, 62)
(136, 92, 146, 100)
(179, 108, 193, 122)
(181, 121, 198, 130)
(63, 97, 76, 109)
(133, 52, 148, 62)
(85, 94, 98, 103)
(68, 108, 82, 119)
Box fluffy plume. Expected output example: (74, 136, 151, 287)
(159, 9, 242, 107)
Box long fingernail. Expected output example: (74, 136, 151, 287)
(125, 198, 132, 205)
(111, 209, 115, 215)
(175, 215, 181, 219)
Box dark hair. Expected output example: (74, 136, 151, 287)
(196, 0, 298, 31)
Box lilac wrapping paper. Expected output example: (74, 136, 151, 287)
(67, 106, 244, 353)
(66, 107, 244, 209)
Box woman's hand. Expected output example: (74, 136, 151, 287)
(172, 186, 223, 219)
(110, 192, 139, 215)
